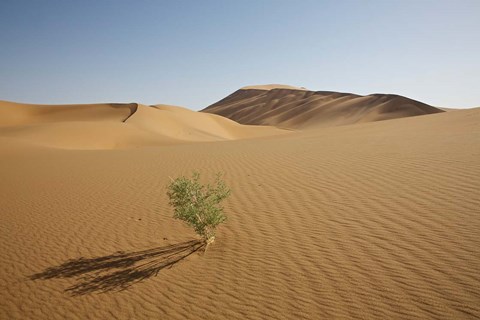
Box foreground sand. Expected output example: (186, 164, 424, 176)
(0, 107, 479, 319)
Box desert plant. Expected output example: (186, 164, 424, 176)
(166, 172, 230, 245)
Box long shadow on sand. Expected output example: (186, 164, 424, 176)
(30, 240, 205, 296)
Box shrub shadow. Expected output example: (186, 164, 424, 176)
(30, 240, 205, 296)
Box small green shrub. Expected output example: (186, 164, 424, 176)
(166, 172, 230, 245)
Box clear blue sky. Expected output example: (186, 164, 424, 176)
(1, 0, 479, 110)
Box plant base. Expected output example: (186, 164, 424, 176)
(205, 236, 215, 245)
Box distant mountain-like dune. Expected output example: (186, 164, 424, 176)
(202, 84, 444, 129)
(0, 100, 285, 149)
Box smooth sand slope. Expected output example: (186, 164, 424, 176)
(0, 101, 479, 319)
(202, 85, 444, 129)
(0, 100, 285, 149)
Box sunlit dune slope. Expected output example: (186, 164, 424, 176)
(0, 101, 286, 149)
(202, 85, 444, 129)
(130, 104, 285, 141)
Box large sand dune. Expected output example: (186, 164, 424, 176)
(202, 85, 444, 129)
(0, 97, 479, 319)
(0, 101, 285, 149)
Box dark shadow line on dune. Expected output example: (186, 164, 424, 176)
(29, 240, 205, 296)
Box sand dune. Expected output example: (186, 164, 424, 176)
(202, 85, 444, 129)
(130, 104, 286, 141)
(0, 101, 286, 149)
(0, 99, 479, 319)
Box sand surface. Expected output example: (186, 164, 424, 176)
(0, 99, 479, 319)
(203, 86, 443, 129)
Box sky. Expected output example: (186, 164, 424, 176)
(1, 0, 479, 110)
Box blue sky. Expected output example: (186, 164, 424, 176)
(1, 0, 479, 110)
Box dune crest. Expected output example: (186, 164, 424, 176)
(202, 86, 444, 129)
(240, 84, 308, 91)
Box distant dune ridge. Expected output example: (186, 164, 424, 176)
(0, 85, 445, 148)
(202, 84, 444, 129)
(0, 100, 285, 149)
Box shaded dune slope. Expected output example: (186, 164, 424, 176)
(202, 86, 444, 129)
(0, 101, 285, 149)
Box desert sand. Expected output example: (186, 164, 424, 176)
(0, 90, 479, 319)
